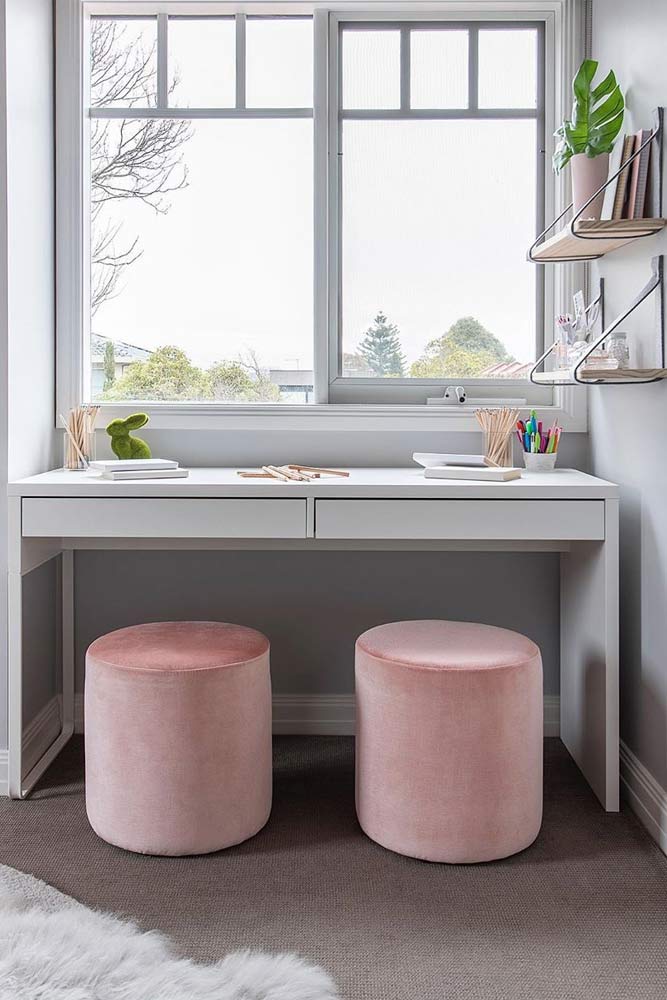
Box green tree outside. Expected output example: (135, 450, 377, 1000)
(410, 316, 512, 378)
(102, 340, 116, 392)
(358, 312, 406, 377)
(102, 346, 211, 401)
(101, 345, 281, 403)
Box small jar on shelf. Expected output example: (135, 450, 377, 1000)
(604, 330, 630, 369)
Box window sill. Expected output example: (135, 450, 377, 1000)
(87, 390, 586, 433)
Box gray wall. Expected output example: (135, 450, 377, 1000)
(591, 0, 667, 785)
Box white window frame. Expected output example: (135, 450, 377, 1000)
(56, 0, 588, 431)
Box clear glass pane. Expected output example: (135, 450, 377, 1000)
(90, 120, 313, 403)
(246, 18, 313, 108)
(90, 18, 157, 108)
(478, 29, 538, 109)
(341, 120, 536, 378)
(169, 18, 236, 108)
(342, 30, 400, 110)
(410, 30, 468, 109)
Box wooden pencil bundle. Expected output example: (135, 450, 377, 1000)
(62, 405, 99, 470)
(475, 407, 520, 468)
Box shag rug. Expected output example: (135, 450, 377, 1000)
(0, 864, 339, 999)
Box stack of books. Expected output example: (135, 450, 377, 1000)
(609, 129, 655, 220)
(89, 459, 189, 481)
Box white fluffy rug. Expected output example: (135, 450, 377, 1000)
(0, 864, 339, 999)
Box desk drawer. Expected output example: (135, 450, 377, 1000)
(22, 498, 307, 539)
(315, 499, 605, 541)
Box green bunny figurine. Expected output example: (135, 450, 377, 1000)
(106, 413, 152, 460)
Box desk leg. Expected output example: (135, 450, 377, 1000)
(560, 498, 619, 811)
(8, 498, 75, 799)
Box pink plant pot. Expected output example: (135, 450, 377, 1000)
(571, 152, 610, 219)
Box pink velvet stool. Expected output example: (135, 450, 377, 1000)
(355, 620, 543, 864)
(85, 621, 272, 856)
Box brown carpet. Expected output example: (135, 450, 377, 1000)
(1, 737, 666, 1000)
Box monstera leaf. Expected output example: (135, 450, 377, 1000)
(553, 59, 624, 173)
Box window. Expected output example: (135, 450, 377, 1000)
(88, 13, 313, 405)
(63, 5, 555, 412)
(334, 21, 544, 398)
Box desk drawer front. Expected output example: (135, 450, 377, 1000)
(315, 499, 605, 541)
(22, 498, 307, 539)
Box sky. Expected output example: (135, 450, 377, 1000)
(92, 18, 538, 376)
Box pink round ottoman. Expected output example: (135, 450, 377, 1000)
(355, 620, 543, 864)
(85, 621, 272, 856)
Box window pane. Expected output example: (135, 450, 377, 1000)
(342, 30, 400, 110)
(478, 30, 538, 109)
(90, 120, 313, 403)
(246, 18, 313, 108)
(410, 30, 468, 109)
(169, 18, 235, 108)
(341, 120, 536, 379)
(90, 18, 157, 108)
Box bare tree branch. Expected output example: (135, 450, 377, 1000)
(90, 19, 193, 314)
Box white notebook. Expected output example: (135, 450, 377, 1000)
(101, 468, 189, 481)
(90, 459, 179, 472)
(424, 466, 521, 482)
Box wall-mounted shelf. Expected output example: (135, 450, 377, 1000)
(530, 256, 665, 386)
(528, 108, 664, 263)
(530, 218, 666, 263)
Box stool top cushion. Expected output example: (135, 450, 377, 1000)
(87, 621, 269, 673)
(357, 619, 539, 671)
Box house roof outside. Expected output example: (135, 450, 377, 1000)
(478, 360, 532, 379)
(91, 334, 152, 364)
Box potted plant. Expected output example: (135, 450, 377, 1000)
(553, 59, 625, 220)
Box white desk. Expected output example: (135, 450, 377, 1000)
(7, 467, 619, 806)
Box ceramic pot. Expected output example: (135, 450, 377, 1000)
(570, 152, 610, 219)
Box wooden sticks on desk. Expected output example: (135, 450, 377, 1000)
(237, 464, 350, 482)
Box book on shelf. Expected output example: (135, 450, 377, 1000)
(627, 129, 652, 219)
(611, 134, 636, 220)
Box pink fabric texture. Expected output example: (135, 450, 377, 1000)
(85, 622, 272, 856)
(355, 620, 543, 864)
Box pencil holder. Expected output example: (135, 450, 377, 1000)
(483, 429, 513, 468)
(63, 406, 98, 471)
(523, 452, 557, 472)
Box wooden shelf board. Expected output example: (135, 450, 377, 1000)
(530, 219, 666, 262)
(533, 368, 667, 385)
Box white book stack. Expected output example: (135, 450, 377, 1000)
(89, 459, 189, 481)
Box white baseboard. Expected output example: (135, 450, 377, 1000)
(543, 695, 560, 738)
(620, 740, 667, 855)
(0, 692, 562, 795)
(0, 696, 63, 797)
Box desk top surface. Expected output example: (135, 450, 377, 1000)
(9, 467, 619, 500)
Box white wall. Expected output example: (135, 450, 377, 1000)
(591, 0, 667, 788)
(0, 0, 58, 755)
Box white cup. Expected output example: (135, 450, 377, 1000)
(523, 452, 557, 472)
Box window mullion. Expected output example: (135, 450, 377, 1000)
(235, 13, 246, 110)
(468, 24, 478, 111)
(400, 25, 410, 112)
(157, 13, 168, 109)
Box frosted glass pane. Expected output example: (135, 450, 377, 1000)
(342, 30, 400, 110)
(90, 18, 157, 108)
(341, 120, 536, 378)
(246, 18, 313, 108)
(479, 30, 537, 109)
(411, 30, 468, 109)
(169, 18, 236, 108)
